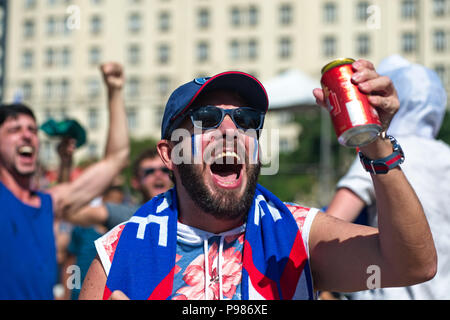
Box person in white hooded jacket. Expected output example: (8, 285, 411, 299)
(326, 55, 450, 300)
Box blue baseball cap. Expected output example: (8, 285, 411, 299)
(161, 71, 269, 139)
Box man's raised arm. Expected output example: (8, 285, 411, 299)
(50, 62, 130, 219)
(309, 59, 437, 293)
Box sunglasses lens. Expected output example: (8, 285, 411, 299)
(234, 108, 262, 130)
(161, 167, 170, 174)
(191, 106, 222, 129)
(142, 167, 170, 177)
(143, 168, 155, 176)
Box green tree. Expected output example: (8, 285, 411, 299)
(437, 110, 450, 145)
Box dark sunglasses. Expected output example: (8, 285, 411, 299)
(141, 166, 170, 177)
(189, 105, 265, 131)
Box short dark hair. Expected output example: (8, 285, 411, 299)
(132, 148, 160, 178)
(0, 103, 36, 127)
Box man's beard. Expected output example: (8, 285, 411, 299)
(177, 162, 261, 222)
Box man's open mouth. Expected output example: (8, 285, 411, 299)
(17, 145, 34, 158)
(209, 151, 243, 188)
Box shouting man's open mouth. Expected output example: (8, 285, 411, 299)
(209, 151, 244, 189)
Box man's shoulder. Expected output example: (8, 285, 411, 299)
(95, 222, 127, 274)
(283, 202, 317, 233)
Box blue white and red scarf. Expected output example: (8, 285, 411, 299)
(103, 184, 313, 300)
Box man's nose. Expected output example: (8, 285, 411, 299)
(21, 128, 34, 141)
(218, 113, 237, 133)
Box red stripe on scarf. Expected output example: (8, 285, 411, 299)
(103, 285, 112, 300)
(279, 231, 308, 299)
(243, 240, 280, 300)
(147, 266, 175, 300)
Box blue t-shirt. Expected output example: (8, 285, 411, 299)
(0, 181, 57, 300)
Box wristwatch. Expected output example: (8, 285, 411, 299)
(359, 135, 405, 174)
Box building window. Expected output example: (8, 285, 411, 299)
(434, 30, 447, 52)
(279, 37, 292, 59)
(23, 19, 35, 38)
(61, 79, 70, 99)
(126, 108, 138, 131)
(401, 32, 417, 53)
(433, 0, 447, 16)
(87, 108, 99, 130)
(158, 11, 170, 32)
(61, 47, 71, 67)
(230, 7, 241, 27)
(45, 48, 56, 67)
(401, 0, 417, 19)
(25, 0, 37, 10)
(323, 36, 337, 57)
(229, 40, 240, 60)
(22, 50, 34, 69)
(128, 13, 142, 33)
(22, 81, 33, 100)
(197, 8, 210, 29)
(126, 77, 140, 98)
(45, 79, 54, 99)
(157, 76, 170, 96)
(248, 39, 258, 60)
(128, 44, 141, 65)
(158, 44, 170, 64)
(279, 4, 293, 25)
(196, 42, 209, 62)
(87, 79, 101, 98)
(356, 34, 370, 56)
(249, 6, 259, 26)
(90, 15, 102, 35)
(89, 47, 101, 66)
(324, 2, 337, 23)
(46, 16, 56, 35)
(356, 1, 369, 22)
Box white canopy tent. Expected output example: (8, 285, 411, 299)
(263, 69, 320, 111)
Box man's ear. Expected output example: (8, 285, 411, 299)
(157, 139, 175, 171)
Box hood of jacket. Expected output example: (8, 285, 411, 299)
(377, 55, 447, 139)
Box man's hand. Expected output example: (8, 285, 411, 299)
(100, 62, 125, 92)
(313, 59, 399, 132)
(57, 137, 76, 164)
(57, 137, 76, 183)
(109, 290, 130, 300)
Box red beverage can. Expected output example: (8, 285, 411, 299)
(321, 58, 382, 147)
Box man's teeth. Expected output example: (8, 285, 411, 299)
(18, 146, 33, 154)
(213, 151, 241, 163)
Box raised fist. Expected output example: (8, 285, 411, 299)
(100, 62, 125, 91)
